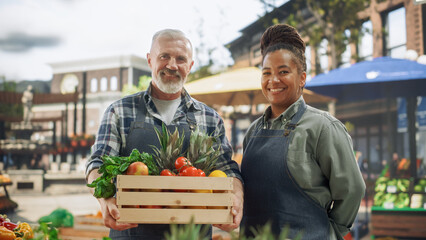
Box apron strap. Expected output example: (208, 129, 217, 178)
(282, 100, 307, 158)
(284, 100, 307, 136)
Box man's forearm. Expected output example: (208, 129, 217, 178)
(87, 169, 101, 194)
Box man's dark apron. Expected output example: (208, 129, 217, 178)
(109, 95, 212, 240)
(240, 101, 330, 240)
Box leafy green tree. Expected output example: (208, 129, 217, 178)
(260, 0, 370, 72)
(0, 78, 22, 118)
(122, 75, 151, 96)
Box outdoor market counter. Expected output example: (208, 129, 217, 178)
(371, 206, 426, 239)
(0, 181, 18, 212)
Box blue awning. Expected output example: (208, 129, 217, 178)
(305, 57, 426, 102)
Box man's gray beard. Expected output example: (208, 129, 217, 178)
(152, 73, 186, 94)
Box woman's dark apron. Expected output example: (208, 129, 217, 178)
(240, 101, 330, 240)
(109, 95, 212, 239)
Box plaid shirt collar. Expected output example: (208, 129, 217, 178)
(142, 83, 202, 114)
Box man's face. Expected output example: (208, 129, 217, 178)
(147, 35, 194, 94)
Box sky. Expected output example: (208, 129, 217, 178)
(0, 0, 287, 82)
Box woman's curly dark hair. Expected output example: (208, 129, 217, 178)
(260, 24, 307, 73)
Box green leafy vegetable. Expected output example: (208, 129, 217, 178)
(33, 222, 59, 240)
(38, 208, 74, 228)
(87, 149, 158, 198)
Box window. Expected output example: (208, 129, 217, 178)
(90, 78, 98, 92)
(305, 45, 312, 81)
(341, 29, 352, 68)
(110, 76, 118, 91)
(385, 7, 406, 58)
(359, 20, 373, 61)
(319, 39, 329, 73)
(253, 47, 261, 59)
(100, 77, 108, 92)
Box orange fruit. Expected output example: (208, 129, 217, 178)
(208, 170, 227, 177)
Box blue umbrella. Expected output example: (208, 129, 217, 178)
(305, 57, 426, 102)
(306, 56, 426, 179)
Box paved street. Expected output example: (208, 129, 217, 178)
(3, 183, 372, 240)
(4, 184, 100, 224)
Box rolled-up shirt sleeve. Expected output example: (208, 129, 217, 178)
(208, 112, 242, 183)
(85, 104, 122, 178)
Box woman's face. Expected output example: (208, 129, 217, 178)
(261, 49, 306, 116)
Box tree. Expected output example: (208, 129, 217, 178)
(122, 75, 151, 96)
(187, 17, 216, 82)
(0, 78, 23, 119)
(260, 0, 370, 72)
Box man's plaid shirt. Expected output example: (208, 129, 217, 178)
(85, 85, 242, 181)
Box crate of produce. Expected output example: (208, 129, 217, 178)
(116, 175, 234, 224)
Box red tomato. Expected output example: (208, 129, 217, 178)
(2, 221, 17, 231)
(175, 157, 192, 172)
(197, 169, 206, 177)
(180, 166, 199, 176)
(160, 169, 175, 176)
(143, 205, 162, 209)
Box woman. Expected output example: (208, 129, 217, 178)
(240, 24, 365, 240)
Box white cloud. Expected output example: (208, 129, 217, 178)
(0, 0, 271, 81)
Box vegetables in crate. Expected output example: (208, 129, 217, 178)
(87, 149, 158, 198)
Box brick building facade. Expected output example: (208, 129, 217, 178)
(33, 55, 150, 138)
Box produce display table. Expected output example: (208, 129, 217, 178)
(59, 214, 109, 240)
(0, 181, 18, 212)
(371, 206, 426, 239)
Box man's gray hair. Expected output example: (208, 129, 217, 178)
(151, 29, 193, 53)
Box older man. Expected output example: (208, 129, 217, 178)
(86, 29, 243, 239)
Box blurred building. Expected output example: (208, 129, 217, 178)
(32, 55, 150, 138)
(226, 0, 426, 177)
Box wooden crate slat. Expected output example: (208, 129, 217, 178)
(59, 227, 109, 238)
(372, 228, 426, 238)
(117, 208, 233, 224)
(117, 191, 232, 206)
(117, 175, 233, 190)
(371, 215, 426, 229)
(74, 216, 104, 225)
(371, 220, 426, 229)
(73, 224, 110, 232)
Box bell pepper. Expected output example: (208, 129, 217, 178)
(0, 226, 15, 240)
(14, 222, 34, 239)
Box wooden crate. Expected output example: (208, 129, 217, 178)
(59, 215, 109, 240)
(59, 227, 109, 240)
(74, 215, 109, 232)
(371, 208, 426, 238)
(116, 175, 234, 224)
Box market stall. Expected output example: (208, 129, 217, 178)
(306, 56, 426, 239)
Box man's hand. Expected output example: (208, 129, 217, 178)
(87, 170, 138, 231)
(99, 197, 138, 231)
(213, 178, 244, 232)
